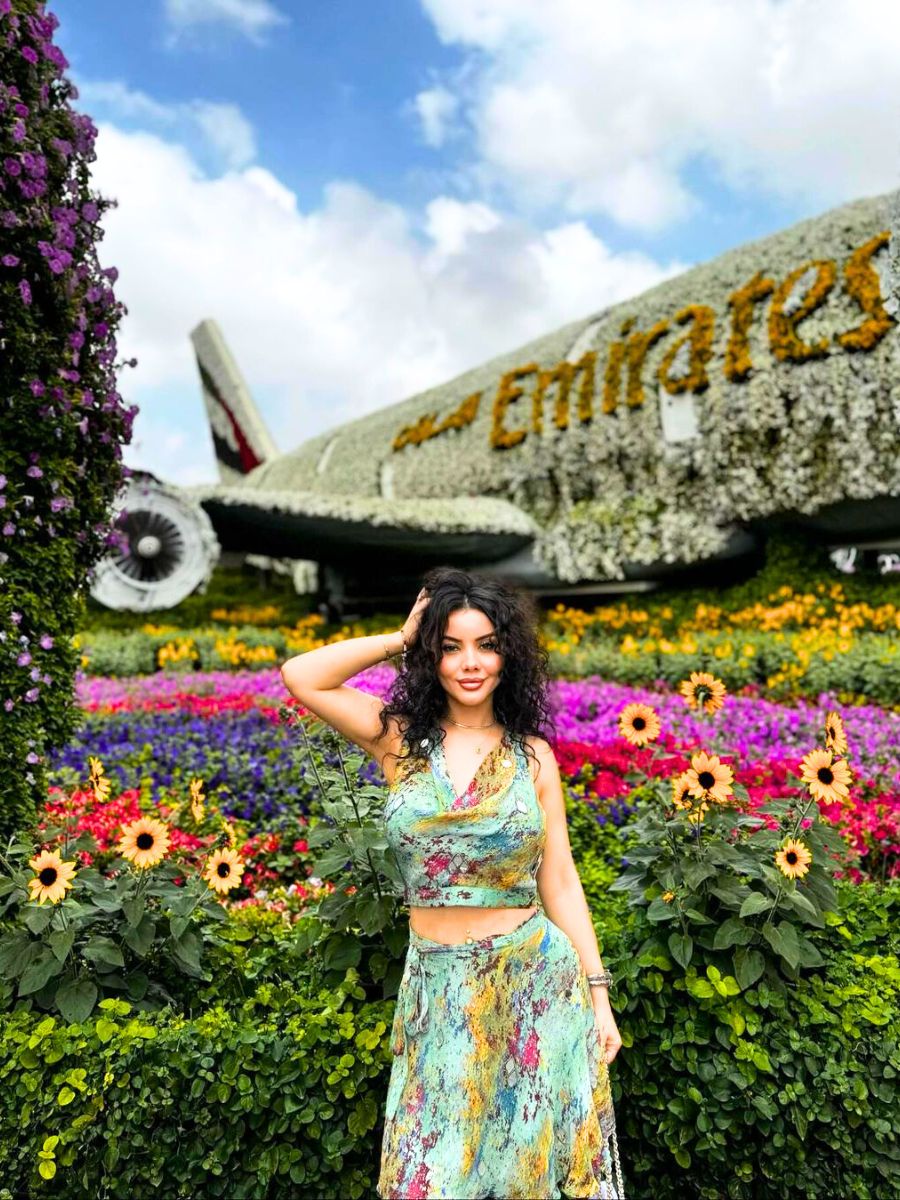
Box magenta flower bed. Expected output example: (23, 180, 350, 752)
(73, 667, 900, 880)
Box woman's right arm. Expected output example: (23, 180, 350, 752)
(280, 630, 405, 766)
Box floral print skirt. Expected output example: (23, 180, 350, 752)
(376, 909, 625, 1199)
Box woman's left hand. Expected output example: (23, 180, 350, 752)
(591, 992, 623, 1064)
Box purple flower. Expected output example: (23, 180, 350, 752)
(12, 119, 25, 143)
(20, 45, 38, 65)
(30, 667, 41, 682)
(40, 634, 54, 650)
(3, 700, 12, 713)
(17, 652, 31, 666)
(0, 475, 5, 488)
(3, 157, 21, 177)
(50, 496, 71, 512)
(1, 254, 18, 267)
(2, 522, 15, 536)
(11, 611, 21, 624)
(18, 279, 31, 305)
(0, 497, 5, 509)
(29, 380, 44, 396)
(82, 201, 98, 221)
(26, 465, 43, 479)
(25, 752, 40, 765)
(24, 688, 40, 703)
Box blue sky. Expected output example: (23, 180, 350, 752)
(47, 0, 900, 483)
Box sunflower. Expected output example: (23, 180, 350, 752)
(823, 710, 848, 756)
(203, 847, 245, 895)
(799, 748, 853, 804)
(671, 773, 709, 822)
(89, 756, 111, 803)
(27, 850, 77, 905)
(671, 772, 694, 808)
(189, 777, 205, 823)
(678, 671, 727, 714)
(118, 817, 171, 869)
(683, 750, 734, 805)
(775, 838, 812, 879)
(618, 702, 661, 747)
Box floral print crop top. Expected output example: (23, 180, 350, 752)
(383, 729, 546, 907)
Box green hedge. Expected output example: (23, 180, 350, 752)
(2, 882, 897, 1198)
(608, 880, 900, 1199)
(548, 628, 900, 707)
(0, 971, 394, 1199)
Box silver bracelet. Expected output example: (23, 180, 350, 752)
(586, 970, 614, 989)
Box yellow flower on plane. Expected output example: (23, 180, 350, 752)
(678, 671, 727, 714)
(823, 711, 848, 757)
(27, 851, 77, 905)
(618, 703, 661, 747)
(683, 751, 734, 805)
(775, 838, 812, 879)
(118, 817, 171, 870)
(203, 847, 245, 895)
(799, 749, 853, 805)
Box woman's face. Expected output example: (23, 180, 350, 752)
(436, 606, 503, 707)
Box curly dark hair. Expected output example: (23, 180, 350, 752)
(375, 565, 557, 781)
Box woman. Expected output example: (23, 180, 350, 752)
(281, 566, 625, 1199)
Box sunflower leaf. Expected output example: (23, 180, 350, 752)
(122, 897, 145, 929)
(82, 936, 125, 971)
(55, 978, 98, 1024)
(48, 928, 75, 964)
(733, 947, 766, 990)
(18, 949, 62, 996)
(23, 904, 56, 935)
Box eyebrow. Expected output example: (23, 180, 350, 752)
(442, 633, 497, 641)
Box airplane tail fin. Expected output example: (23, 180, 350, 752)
(190, 319, 278, 482)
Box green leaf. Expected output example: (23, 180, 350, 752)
(713, 917, 753, 950)
(57, 1086, 75, 1107)
(18, 950, 62, 996)
(346, 1094, 379, 1137)
(322, 934, 362, 971)
(796, 936, 825, 968)
(38, 1161, 57, 1181)
(668, 932, 693, 970)
(739, 892, 773, 918)
(683, 862, 717, 889)
(171, 930, 202, 972)
(24, 903, 57, 934)
(647, 897, 679, 923)
(122, 897, 145, 928)
(169, 915, 191, 941)
(780, 887, 821, 923)
(82, 936, 125, 971)
(95, 1017, 119, 1044)
(56, 979, 98, 1024)
(48, 927, 75, 964)
(123, 915, 155, 958)
(733, 947, 765, 990)
(761, 921, 800, 970)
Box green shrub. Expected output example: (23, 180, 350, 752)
(607, 881, 900, 1199)
(0, 972, 394, 1198)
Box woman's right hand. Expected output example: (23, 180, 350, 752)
(401, 587, 430, 647)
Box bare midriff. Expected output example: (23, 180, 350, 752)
(408, 905, 540, 946)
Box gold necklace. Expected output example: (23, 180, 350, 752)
(445, 715, 499, 756)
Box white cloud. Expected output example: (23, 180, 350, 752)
(88, 122, 682, 483)
(187, 101, 256, 169)
(419, 0, 900, 230)
(75, 79, 257, 171)
(415, 85, 460, 147)
(164, 0, 289, 44)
